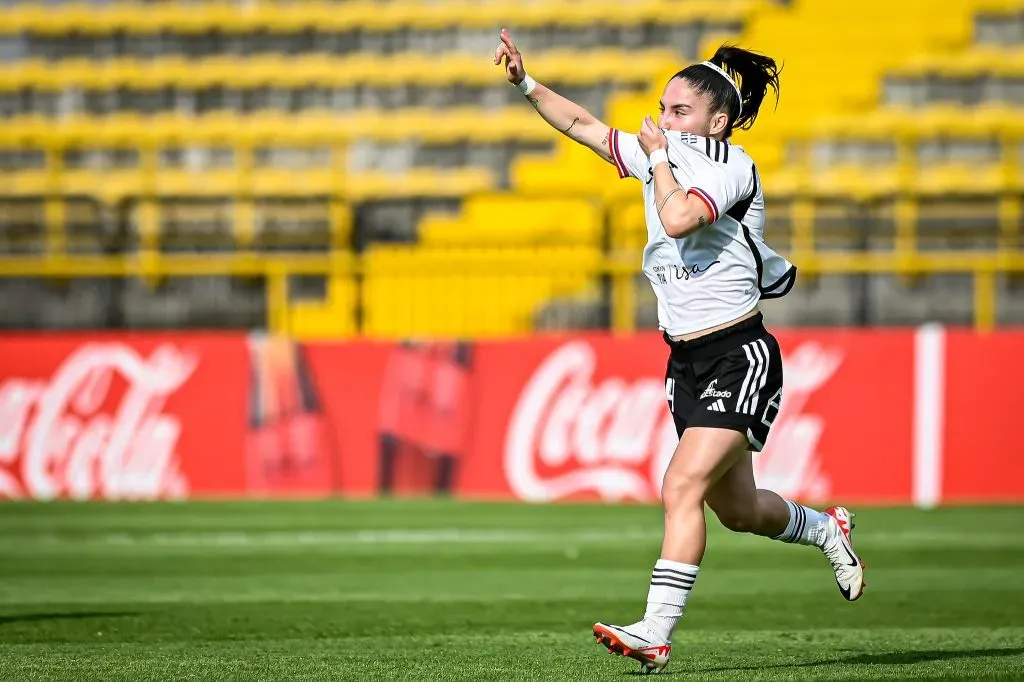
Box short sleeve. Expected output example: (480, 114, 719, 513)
(609, 129, 648, 181)
(685, 157, 753, 224)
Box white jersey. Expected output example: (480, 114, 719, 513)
(609, 128, 796, 336)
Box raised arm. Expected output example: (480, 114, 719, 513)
(494, 29, 613, 164)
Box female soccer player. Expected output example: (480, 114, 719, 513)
(494, 29, 866, 673)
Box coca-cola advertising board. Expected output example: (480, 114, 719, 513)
(1, 328, 1022, 504)
(456, 331, 915, 505)
(0, 335, 248, 501)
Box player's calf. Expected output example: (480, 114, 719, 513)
(711, 495, 782, 535)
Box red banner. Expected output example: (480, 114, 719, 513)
(455, 332, 915, 505)
(0, 334, 248, 501)
(1, 328, 1022, 505)
(942, 330, 1024, 503)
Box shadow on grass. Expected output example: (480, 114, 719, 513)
(692, 647, 1024, 673)
(839, 648, 1024, 666)
(0, 611, 140, 626)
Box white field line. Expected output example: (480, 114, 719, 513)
(2, 568, 1022, 607)
(30, 528, 662, 547)
(13, 527, 1024, 548)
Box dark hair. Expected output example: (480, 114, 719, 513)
(672, 44, 781, 138)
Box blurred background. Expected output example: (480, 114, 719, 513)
(1, 6, 1023, 679)
(0, 0, 1020, 336)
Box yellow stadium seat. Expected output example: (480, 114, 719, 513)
(608, 202, 648, 250)
(916, 163, 1010, 197)
(288, 277, 359, 339)
(3, 0, 1023, 340)
(0, 1, 761, 35)
(346, 168, 496, 202)
(362, 245, 602, 337)
(0, 50, 681, 92)
(0, 109, 553, 147)
(510, 140, 644, 203)
(888, 46, 1024, 78)
(0, 164, 495, 203)
(419, 194, 602, 248)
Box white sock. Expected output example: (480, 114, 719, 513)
(772, 499, 829, 547)
(642, 559, 698, 642)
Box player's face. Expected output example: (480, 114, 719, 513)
(657, 77, 719, 137)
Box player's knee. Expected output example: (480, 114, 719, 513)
(713, 503, 760, 534)
(660, 468, 708, 515)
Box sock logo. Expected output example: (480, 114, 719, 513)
(700, 379, 732, 400)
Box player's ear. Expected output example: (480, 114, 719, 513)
(709, 111, 729, 137)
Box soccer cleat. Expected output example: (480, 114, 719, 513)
(593, 621, 671, 673)
(821, 506, 866, 601)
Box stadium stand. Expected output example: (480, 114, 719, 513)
(0, 0, 1022, 336)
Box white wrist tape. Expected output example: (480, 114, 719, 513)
(516, 73, 537, 96)
(649, 148, 669, 168)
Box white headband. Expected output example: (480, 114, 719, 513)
(701, 61, 743, 116)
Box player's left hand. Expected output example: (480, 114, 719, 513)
(638, 116, 668, 157)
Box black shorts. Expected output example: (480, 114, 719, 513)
(664, 312, 783, 452)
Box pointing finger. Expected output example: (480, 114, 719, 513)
(499, 29, 517, 52)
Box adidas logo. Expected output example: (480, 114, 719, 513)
(700, 379, 732, 400)
(707, 399, 727, 412)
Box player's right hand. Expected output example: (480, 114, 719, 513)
(494, 28, 525, 85)
(638, 115, 669, 156)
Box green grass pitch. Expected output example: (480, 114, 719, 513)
(1, 500, 1023, 680)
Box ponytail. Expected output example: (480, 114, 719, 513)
(674, 44, 781, 137)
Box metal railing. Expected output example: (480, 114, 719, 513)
(1, 248, 1021, 335)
